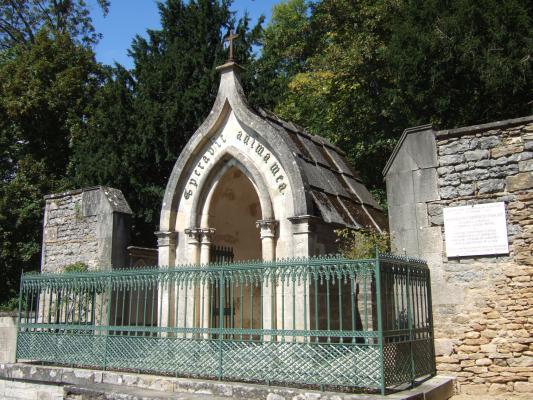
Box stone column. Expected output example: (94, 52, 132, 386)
(198, 228, 215, 336)
(184, 228, 202, 265)
(288, 215, 319, 340)
(199, 228, 216, 265)
(256, 219, 278, 340)
(155, 231, 178, 332)
(256, 220, 278, 261)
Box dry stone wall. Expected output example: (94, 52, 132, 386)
(431, 120, 532, 395)
(384, 116, 533, 395)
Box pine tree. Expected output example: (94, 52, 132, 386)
(73, 0, 260, 245)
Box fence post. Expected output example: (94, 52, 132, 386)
(103, 276, 112, 370)
(15, 270, 24, 362)
(218, 270, 224, 380)
(406, 267, 415, 386)
(426, 268, 437, 376)
(375, 255, 386, 396)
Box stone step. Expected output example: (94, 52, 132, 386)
(64, 382, 229, 400)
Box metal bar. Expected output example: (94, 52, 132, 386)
(375, 256, 385, 396)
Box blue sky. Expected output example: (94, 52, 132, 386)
(90, 0, 280, 68)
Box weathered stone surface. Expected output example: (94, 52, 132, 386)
(514, 381, 533, 393)
(465, 150, 490, 161)
(506, 172, 533, 192)
(385, 116, 533, 395)
(0, 363, 457, 400)
(478, 179, 505, 194)
(42, 187, 132, 272)
(492, 145, 523, 158)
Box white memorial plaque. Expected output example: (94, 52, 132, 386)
(443, 202, 509, 257)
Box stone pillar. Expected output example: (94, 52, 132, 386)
(199, 228, 216, 265)
(200, 228, 215, 335)
(156, 231, 178, 267)
(257, 219, 278, 339)
(256, 220, 278, 261)
(288, 216, 320, 339)
(184, 228, 201, 265)
(156, 231, 178, 332)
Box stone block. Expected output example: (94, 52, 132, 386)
(514, 381, 533, 393)
(480, 344, 497, 353)
(405, 130, 439, 168)
(488, 383, 508, 394)
(457, 184, 475, 196)
(478, 179, 505, 194)
(440, 139, 470, 155)
(440, 154, 464, 166)
(518, 159, 533, 172)
(465, 149, 489, 161)
(386, 172, 414, 206)
(415, 202, 429, 228)
(440, 186, 458, 199)
(413, 168, 440, 202)
(508, 356, 533, 367)
(507, 172, 533, 192)
(418, 226, 443, 256)
(460, 384, 488, 394)
(435, 338, 454, 356)
(492, 145, 523, 158)
(479, 136, 502, 149)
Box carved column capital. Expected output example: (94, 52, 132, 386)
(155, 231, 178, 247)
(184, 227, 202, 244)
(256, 219, 278, 239)
(200, 228, 216, 244)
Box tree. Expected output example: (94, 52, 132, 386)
(265, 0, 398, 189)
(386, 0, 532, 128)
(248, 0, 313, 109)
(0, 31, 101, 305)
(0, 0, 110, 49)
(72, 0, 262, 246)
(255, 0, 532, 191)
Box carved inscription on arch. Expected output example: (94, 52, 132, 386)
(182, 131, 287, 200)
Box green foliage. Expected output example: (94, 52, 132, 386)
(72, 0, 261, 245)
(0, 296, 19, 312)
(255, 0, 532, 190)
(335, 228, 390, 259)
(0, 0, 110, 49)
(0, 31, 102, 304)
(385, 0, 532, 128)
(63, 261, 89, 273)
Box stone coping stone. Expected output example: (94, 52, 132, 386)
(0, 363, 455, 400)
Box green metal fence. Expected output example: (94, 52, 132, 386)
(16, 255, 435, 394)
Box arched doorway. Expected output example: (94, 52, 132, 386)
(209, 166, 261, 261)
(206, 166, 263, 334)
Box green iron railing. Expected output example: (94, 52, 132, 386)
(16, 255, 435, 394)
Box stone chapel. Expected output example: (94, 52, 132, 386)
(155, 60, 387, 267)
(40, 60, 386, 272)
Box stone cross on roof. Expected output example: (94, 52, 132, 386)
(224, 30, 239, 62)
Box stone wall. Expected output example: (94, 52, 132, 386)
(0, 379, 63, 400)
(0, 313, 17, 363)
(384, 115, 533, 395)
(42, 187, 133, 272)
